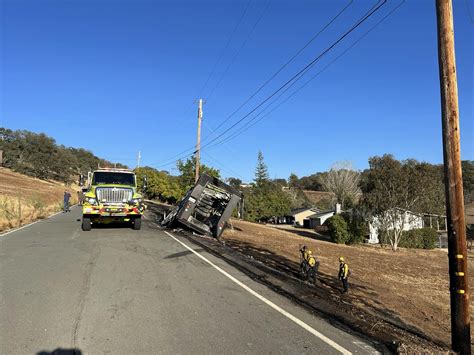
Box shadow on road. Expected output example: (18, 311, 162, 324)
(89, 222, 134, 229)
(164, 249, 204, 259)
(37, 348, 82, 355)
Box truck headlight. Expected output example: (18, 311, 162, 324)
(130, 198, 142, 205)
(85, 197, 97, 205)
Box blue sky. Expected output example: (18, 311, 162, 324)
(1, 0, 472, 182)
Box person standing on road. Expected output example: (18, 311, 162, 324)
(338, 256, 349, 293)
(63, 190, 71, 212)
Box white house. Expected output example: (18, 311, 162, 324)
(368, 208, 424, 244)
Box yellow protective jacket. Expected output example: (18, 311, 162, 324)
(303, 251, 316, 267)
(339, 262, 349, 279)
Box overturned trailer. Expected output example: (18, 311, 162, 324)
(161, 174, 242, 238)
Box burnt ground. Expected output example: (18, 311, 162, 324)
(146, 203, 458, 353)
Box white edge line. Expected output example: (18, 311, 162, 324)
(0, 209, 66, 238)
(163, 230, 352, 355)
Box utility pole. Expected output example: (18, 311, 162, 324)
(137, 151, 141, 169)
(195, 99, 203, 183)
(436, 1, 471, 353)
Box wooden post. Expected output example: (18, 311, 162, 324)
(195, 99, 203, 183)
(436, 0, 471, 353)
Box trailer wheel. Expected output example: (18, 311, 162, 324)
(82, 217, 92, 231)
(133, 217, 142, 230)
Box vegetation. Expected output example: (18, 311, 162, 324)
(360, 155, 445, 250)
(0, 128, 127, 183)
(176, 156, 220, 192)
(135, 167, 183, 204)
(135, 156, 220, 204)
(326, 215, 350, 244)
(342, 210, 368, 245)
(243, 151, 293, 222)
(399, 228, 439, 249)
(318, 161, 361, 209)
(462, 160, 474, 204)
(4, 126, 474, 243)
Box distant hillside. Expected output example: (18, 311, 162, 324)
(0, 167, 79, 231)
(0, 128, 127, 183)
(302, 190, 335, 208)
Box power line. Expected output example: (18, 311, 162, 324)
(201, 151, 246, 180)
(205, 0, 355, 136)
(206, 0, 272, 101)
(198, 0, 253, 98)
(199, 0, 387, 152)
(149, 0, 355, 167)
(208, 0, 406, 148)
(202, 120, 243, 163)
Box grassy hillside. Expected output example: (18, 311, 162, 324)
(222, 219, 474, 348)
(0, 168, 79, 232)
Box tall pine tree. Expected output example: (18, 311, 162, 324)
(254, 150, 269, 187)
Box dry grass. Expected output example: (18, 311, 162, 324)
(0, 168, 79, 231)
(223, 219, 474, 347)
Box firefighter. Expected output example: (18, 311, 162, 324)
(63, 190, 71, 213)
(299, 245, 309, 261)
(338, 256, 349, 293)
(299, 246, 318, 282)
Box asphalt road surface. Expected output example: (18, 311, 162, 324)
(1, 207, 380, 354)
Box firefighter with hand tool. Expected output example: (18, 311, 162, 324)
(338, 256, 350, 293)
(299, 245, 319, 284)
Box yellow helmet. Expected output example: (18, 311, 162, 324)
(307, 250, 312, 255)
(339, 256, 344, 262)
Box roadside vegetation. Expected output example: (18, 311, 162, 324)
(0, 168, 79, 232)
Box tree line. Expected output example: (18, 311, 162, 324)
(2, 127, 473, 249)
(0, 128, 127, 183)
(226, 152, 474, 251)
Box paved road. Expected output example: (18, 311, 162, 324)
(1, 207, 380, 354)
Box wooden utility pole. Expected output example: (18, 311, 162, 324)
(436, 1, 471, 353)
(195, 99, 203, 183)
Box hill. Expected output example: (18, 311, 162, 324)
(0, 127, 128, 183)
(0, 168, 79, 232)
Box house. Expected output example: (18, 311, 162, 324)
(368, 208, 425, 244)
(288, 207, 321, 226)
(306, 203, 342, 229)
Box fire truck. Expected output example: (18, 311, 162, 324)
(81, 168, 145, 231)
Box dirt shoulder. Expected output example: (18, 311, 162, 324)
(221, 219, 473, 351)
(0, 168, 79, 232)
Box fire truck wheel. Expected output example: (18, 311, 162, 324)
(82, 217, 92, 231)
(133, 217, 142, 230)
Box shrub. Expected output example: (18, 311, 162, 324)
(348, 222, 367, 244)
(399, 228, 438, 249)
(342, 211, 368, 245)
(326, 215, 350, 244)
